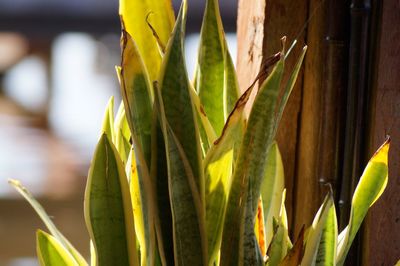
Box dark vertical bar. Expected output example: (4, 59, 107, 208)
(339, 0, 372, 265)
(318, 0, 349, 203)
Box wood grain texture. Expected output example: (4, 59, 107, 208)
(292, 0, 327, 237)
(362, 0, 400, 264)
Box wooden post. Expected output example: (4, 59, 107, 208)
(362, 0, 400, 264)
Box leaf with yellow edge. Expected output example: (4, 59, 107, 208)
(155, 68, 207, 265)
(119, 0, 174, 81)
(113, 101, 131, 164)
(261, 142, 285, 248)
(159, 0, 204, 203)
(203, 78, 253, 264)
(8, 180, 87, 266)
(84, 134, 138, 266)
(37, 230, 78, 266)
(120, 31, 153, 166)
(101, 96, 115, 142)
(300, 193, 334, 266)
(336, 138, 390, 265)
(196, 0, 228, 135)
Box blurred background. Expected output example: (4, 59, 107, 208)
(0, 0, 237, 264)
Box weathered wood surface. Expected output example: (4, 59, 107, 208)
(362, 0, 400, 264)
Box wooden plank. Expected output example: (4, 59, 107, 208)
(362, 0, 400, 264)
(292, 0, 327, 237)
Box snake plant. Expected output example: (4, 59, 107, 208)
(9, 0, 390, 265)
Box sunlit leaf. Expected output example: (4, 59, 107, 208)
(37, 230, 77, 266)
(260, 142, 285, 248)
(300, 193, 334, 266)
(101, 96, 115, 142)
(120, 31, 153, 166)
(119, 0, 174, 80)
(84, 134, 138, 266)
(196, 0, 227, 135)
(315, 203, 337, 266)
(220, 45, 285, 265)
(336, 138, 390, 265)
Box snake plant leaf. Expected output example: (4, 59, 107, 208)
(203, 81, 253, 264)
(260, 142, 285, 248)
(120, 43, 156, 265)
(90, 240, 96, 266)
(155, 77, 207, 265)
(300, 193, 334, 266)
(37, 230, 78, 266)
(114, 101, 131, 142)
(190, 85, 218, 152)
(159, 0, 204, 203)
(127, 150, 149, 266)
(119, 0, 174, 81)
(120, 31, 153, 167)
(279, 227, 305, 266)
(101, 96, 115, 142)
(266, 217, 288, 266)
(223, 47, 240, 119)
(273, 46, 307, 134)
(150, 109, 174, 265)
(8, 179, 87, 266)
(196, 0, 226, 136)
(84, 134, 138, 266)
(220, 47, 285, 265)
(265, 190, 291, 266)
(113, 101, 131, 164)
(336, 138, 390, 265)
(166, 125, 208, 265)
(315, 203, 337, 266)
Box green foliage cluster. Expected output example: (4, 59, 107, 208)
(10, 0, 390, 265)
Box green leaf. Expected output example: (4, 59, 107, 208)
(155, 70, 207, 265)
(223, 47, 240, 119)
(120, 31, 153, 167)
(260, 142, 285, 248)
(120, 34, 156, 265)
(113, 101, 131, 164)
(119, 0, 175, 81)
(315, 203, 337, 266)
(101, 96, 115, 141)
(300, 193, 334, 266)
(8, 180, 87, 266)
(336, 138, 390, 265)
(190, 85, 218, 154)
(266, 217, 288, 266)
(203, 80, 252, 264)
(159, 0, 204, 203)
(196, 0, 226, 135)
(37, 230, 77, 266)
(273, 46, 307, 134)
(220, 48, 285, 266)
(84, 134, 138, 266)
